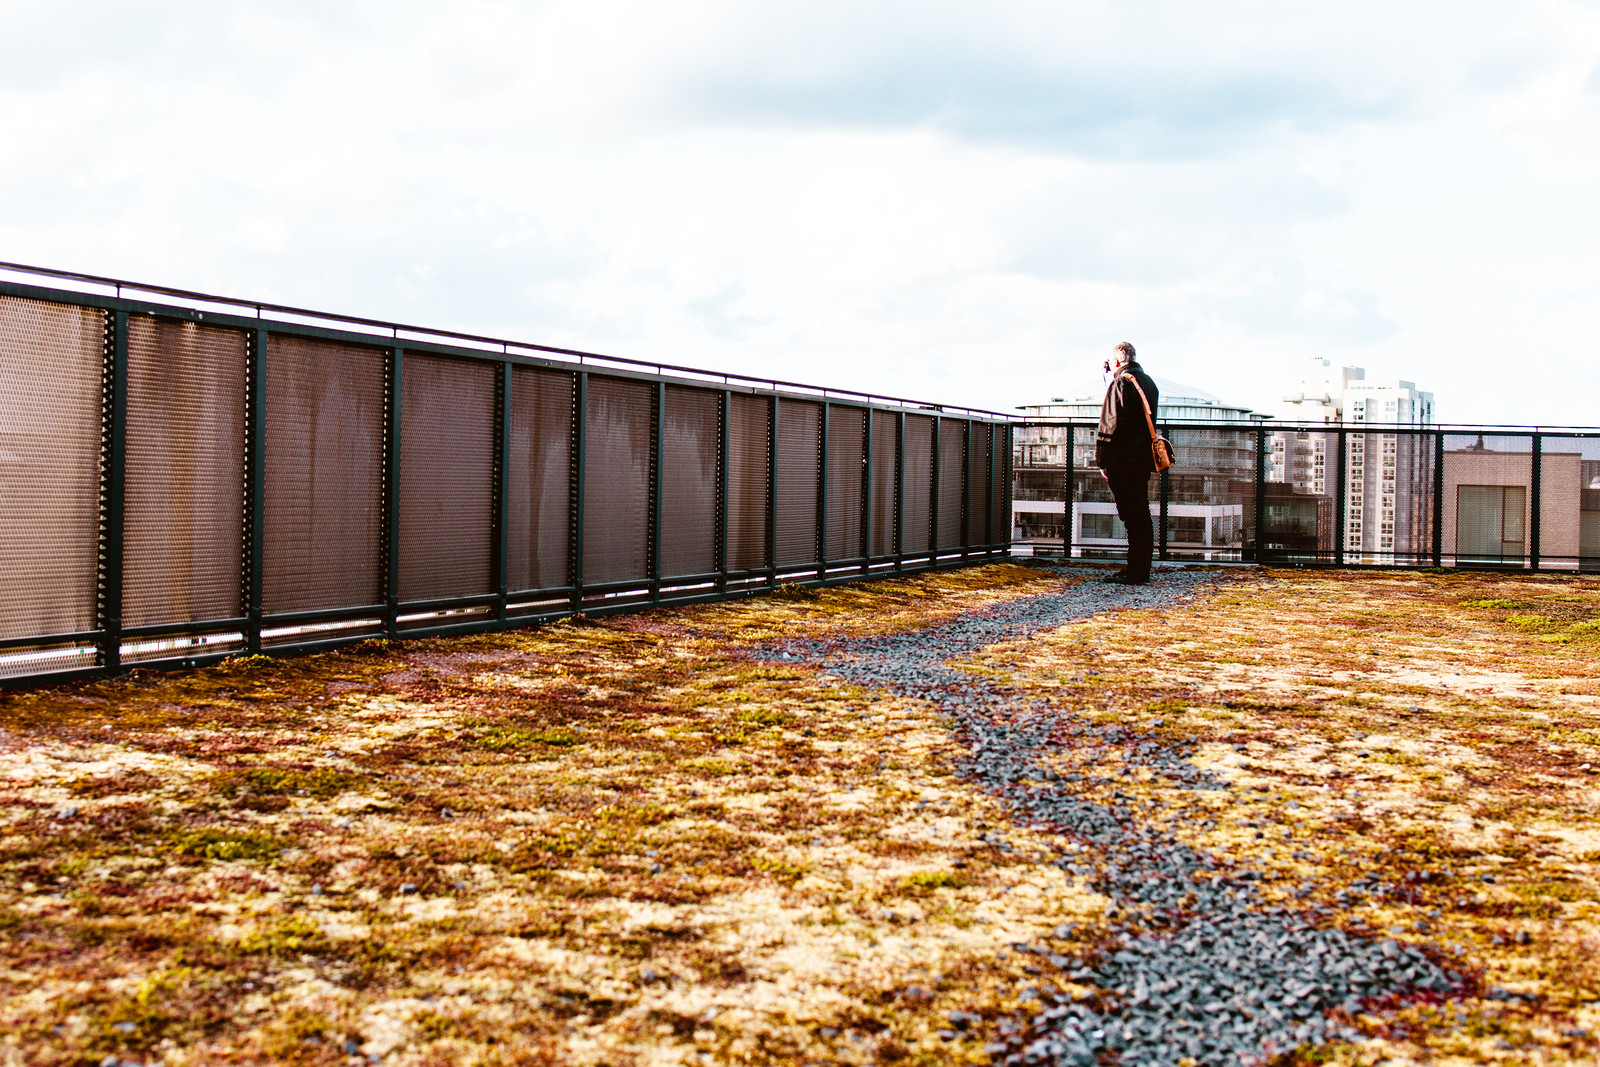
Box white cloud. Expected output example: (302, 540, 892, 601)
(1, 0, 1598, 425)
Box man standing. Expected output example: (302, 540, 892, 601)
(1095, 342, 1160, 585)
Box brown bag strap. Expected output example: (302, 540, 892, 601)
(1122, 374, 1160, 440)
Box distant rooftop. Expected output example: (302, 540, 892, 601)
(1016, 376, 1258, 421)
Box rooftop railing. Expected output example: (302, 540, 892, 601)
(0, 263, 1012, 685)
(1012, 420, 1600, 570)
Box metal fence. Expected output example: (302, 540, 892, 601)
(0, 268, 1012, 684)
(1012, 421, 1600, 571)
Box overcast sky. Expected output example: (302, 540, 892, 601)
(2, 0, 1598, 425)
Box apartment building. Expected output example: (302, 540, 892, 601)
(1277, 360, 1436, 562)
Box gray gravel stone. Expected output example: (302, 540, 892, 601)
(759, 565, 1462, 1066)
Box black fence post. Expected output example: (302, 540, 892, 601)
(384, 347, 403, 638)
(1530, 432, 1542, 571)
(494, 361, 511, 621)
(1253, 426, 1267, 564)
(652, 382, 665, 604)
(1432, 431, 1444, 567)
(1063, 422, 1074, 560)
(245, 328, 267, 651)
(768, 397, 779, 588)
(572, 372, 587, 613)
(100, 309, 129, 673)
(718, 389, 730, 595)
(818, 402, 830, 581)
(1158, 420, 1169, 563)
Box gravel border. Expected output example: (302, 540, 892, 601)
(765, 565, 1462, 1067)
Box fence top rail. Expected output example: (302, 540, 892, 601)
(1012, 418, 1600, 434)
(0, 260, 1015, 420)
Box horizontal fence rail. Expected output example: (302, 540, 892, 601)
(1011, 421, 1600, 573)
(0, 272, 1013, 684)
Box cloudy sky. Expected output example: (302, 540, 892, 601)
(2, 0, 1598, 425)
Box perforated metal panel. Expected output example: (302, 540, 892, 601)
(507, 366, 573, 591)
(903, 414, 934, 553)
(775, 399, 821, 566)
(262, 335, 387, 616)
(870, 410, 898, 557)
(0, 297, 104, 643)
(123, 317, 246, 628)
(583, 376, 653, 585)
(966, 421, 990, 546)
(660, 386, 719, 578)
(990, 424, 1008, 545)
(727, 393, 770, 571)
(937, 418, 966, 550)
(826, 406, 865, 561)
(398, 354, 496, 602)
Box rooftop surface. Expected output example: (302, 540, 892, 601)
(2, 564, 1598, 1065)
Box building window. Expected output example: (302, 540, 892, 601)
(1081, 513, 1127, 540)
(1457, 485, 1526, 561)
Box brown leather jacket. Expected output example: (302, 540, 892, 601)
(1094, 362, 1160, 473)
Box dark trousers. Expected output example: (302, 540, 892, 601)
(1107, 465, 1154, 580)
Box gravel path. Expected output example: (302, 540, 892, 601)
(767, 565, 1461, 1067)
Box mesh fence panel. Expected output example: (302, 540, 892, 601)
(1540, 434, 1600, 571)
(0, 297, 104, 646)
(727, 393, 770, 571)
(660, 385, 719, 578)
(826, 405, 866, 561)
(966, 421, 990, 546)
(1443, 433, 1532, 567)
(1012, 423, 1068, 551)
(262, 335, 387, 616)
(506, 366, 573, 591)
(583, 376, 653, 585)
(1260, 429, 1339, 563)
(1160, 425, 1253, 562)
(398, 354, 496, 602)
(936, 418, 965, 550)
(123, 318, 246, 628)
(870, 410, 898, 557)
(776, 400, 821, 566)
(903, 414, 933, 553)
(1337, 429, 1436, 565)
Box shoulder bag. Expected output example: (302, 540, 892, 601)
(1124, 376, 1175, 473)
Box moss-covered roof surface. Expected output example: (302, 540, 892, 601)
(2, 563, 1598, 1065)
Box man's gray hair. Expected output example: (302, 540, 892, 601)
(1113, 341, 1136, 362)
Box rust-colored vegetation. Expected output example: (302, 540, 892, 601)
(961, 567, 1600, 1065)
(0, 564, 1093, 1067)
(3, 563, 1599, 1066)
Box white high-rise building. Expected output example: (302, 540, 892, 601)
(1274, 360, 1436, 561)
(1344, 380, 1435, 559)
(1280, 359, 1365, 423)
